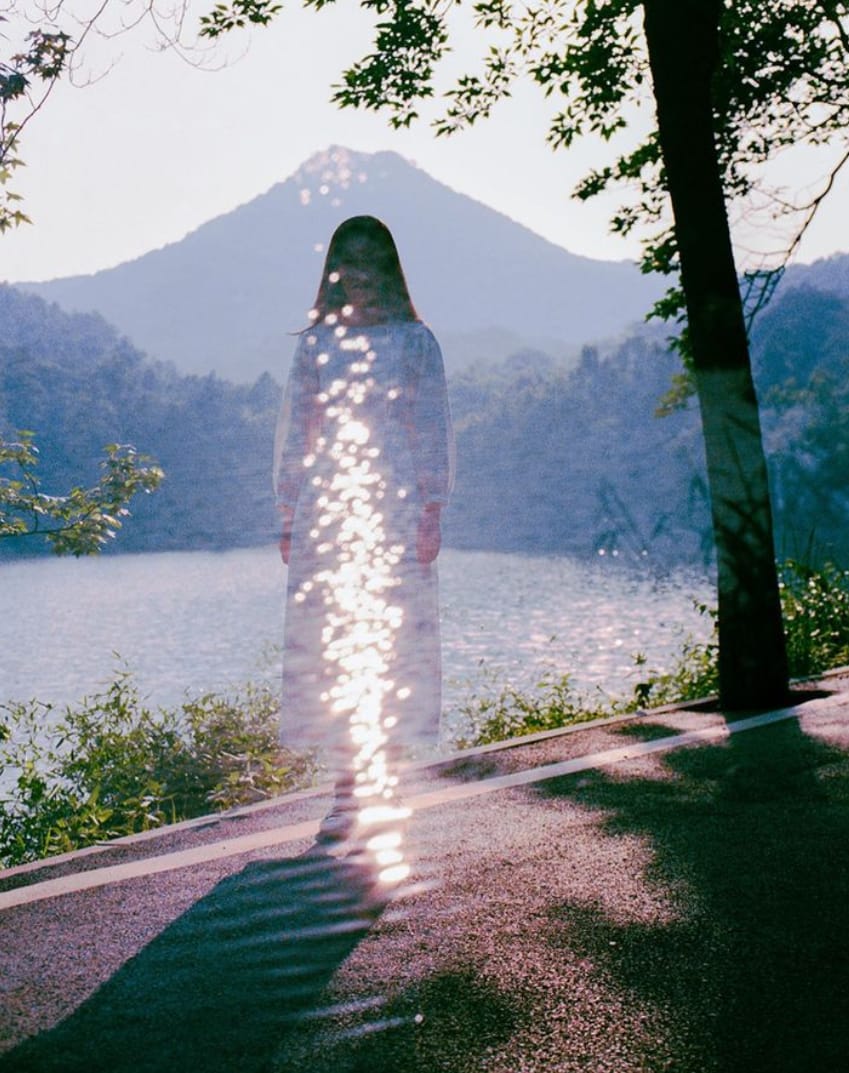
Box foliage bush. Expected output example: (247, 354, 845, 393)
(0, 431, 163, 555)
(630, 559, 849, 711)
(779, 560, 849, 677)
(453, 669, 610, 749)
(628, 602, 720, 710)
(0, 673, 315, 868)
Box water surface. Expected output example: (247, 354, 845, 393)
(1, 545, 713, 722)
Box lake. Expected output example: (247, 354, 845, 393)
(0, 545, 714, 728)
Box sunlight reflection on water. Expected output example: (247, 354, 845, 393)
(0, 545, 713, 720)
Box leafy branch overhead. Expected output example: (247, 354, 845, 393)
(0, 1, 206, 230)
(200, 0, 284, 36)
(198, 0, 849, 339)
(0, 433, 164, 556)
(0, 15, 72, 231)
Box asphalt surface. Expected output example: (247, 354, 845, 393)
(2, 685, 849, 1072)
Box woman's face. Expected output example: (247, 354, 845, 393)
(335, 237, 389, 314)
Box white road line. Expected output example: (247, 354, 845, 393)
(0, 696, 842, 912)
(412, 710, 768, 808)
(0, 819, 320, 910)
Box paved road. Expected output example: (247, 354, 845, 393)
(2, 688, 849, 1072)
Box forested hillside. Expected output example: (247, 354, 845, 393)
(0, 287, 281, 554)
(447, 338, 708, 561)
(2, 282, 848, 567)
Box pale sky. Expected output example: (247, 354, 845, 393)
(3, 1, 848, 283)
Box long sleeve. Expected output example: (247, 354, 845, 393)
(272, 334, 320, 509)
(411, 326, 455, 506)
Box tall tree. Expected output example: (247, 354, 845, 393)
(200, 0, 849, 708)
(641, 0, 787, 703)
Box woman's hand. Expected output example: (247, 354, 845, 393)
(417, 504, 442, 564)
(279, 506, 295, 565)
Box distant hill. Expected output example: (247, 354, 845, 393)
(781, 253, 849, 302)
(4, 279, 849, 567)
(15, 147, 666, 381)
(0, 284, 283, 555)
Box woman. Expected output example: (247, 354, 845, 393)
(273, 216, 454, 836)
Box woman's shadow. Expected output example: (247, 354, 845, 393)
(2, 844, 390, 1073)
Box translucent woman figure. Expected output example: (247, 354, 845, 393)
(273, 216, 454, 841)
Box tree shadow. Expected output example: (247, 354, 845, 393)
(271, 967, 522, 1073)
(0, 845, 391, 1073)
(533, 711, 849, 1072)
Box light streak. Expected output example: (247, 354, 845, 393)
(296, 330, 411, 884)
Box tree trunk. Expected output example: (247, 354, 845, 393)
(642, 0, 788, 708)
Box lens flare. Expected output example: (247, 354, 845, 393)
(294, 333, 411, 880)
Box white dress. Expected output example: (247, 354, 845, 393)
(273, 319, 453, 771)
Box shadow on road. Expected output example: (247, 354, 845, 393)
(0, 846, 390, 1073)
(533, 712, 849, 1072)
(6, 711, 849, 1072)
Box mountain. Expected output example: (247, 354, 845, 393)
(15, 147, 666, 381)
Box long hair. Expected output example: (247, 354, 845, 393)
(309, 216, 419, 325)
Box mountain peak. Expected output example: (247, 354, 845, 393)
(17, 147, 666, 380)
(287, 145, 419, 213)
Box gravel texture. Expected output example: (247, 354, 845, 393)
(2, 683, 849, 1071)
